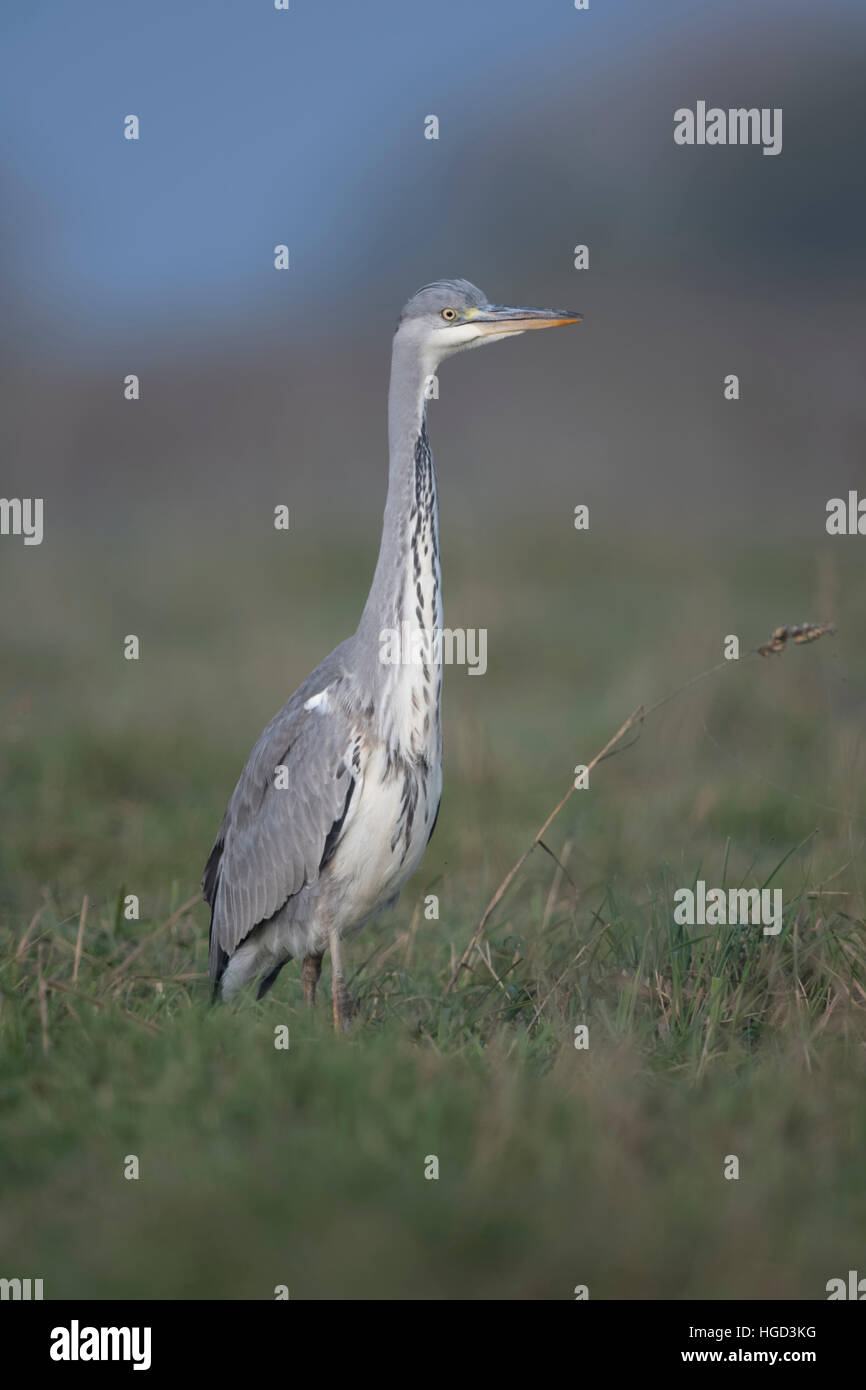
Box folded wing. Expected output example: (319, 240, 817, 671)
(203, 686, 358, 976)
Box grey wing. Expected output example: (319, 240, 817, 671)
(203, 686, 358, 977)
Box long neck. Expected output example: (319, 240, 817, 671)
(356, 337, 443, 754)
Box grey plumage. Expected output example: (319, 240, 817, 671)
(203, 279, 580, 1024)
(203, 646, 356, 979)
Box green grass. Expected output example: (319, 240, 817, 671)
(1, 529, 865, 1298)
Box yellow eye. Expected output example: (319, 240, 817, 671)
(441, 307, 457, 321)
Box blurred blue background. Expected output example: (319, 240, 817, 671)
(1, 0, 865, 529)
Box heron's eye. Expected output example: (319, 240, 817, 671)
(441, 308, 457, 322)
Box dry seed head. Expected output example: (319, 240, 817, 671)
(757, 620, 836, 657)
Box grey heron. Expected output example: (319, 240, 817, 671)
(203, 279, 580, 1029)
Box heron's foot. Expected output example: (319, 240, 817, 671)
(302, 951, 324, 1007)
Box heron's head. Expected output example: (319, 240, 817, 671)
(396, 278, 581, 369)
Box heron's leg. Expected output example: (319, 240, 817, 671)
(301, 952, 323, 1007)
(328, 925, 352, 1034)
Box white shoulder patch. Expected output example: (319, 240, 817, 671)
(303, 689, 330, 713)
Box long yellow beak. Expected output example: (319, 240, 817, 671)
(473, 304, 582, 336)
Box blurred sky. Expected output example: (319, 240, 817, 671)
(3, 0, 864, 346)
(1, 0, 865, 530)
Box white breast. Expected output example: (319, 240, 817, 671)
(326, 739, 441, 934)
